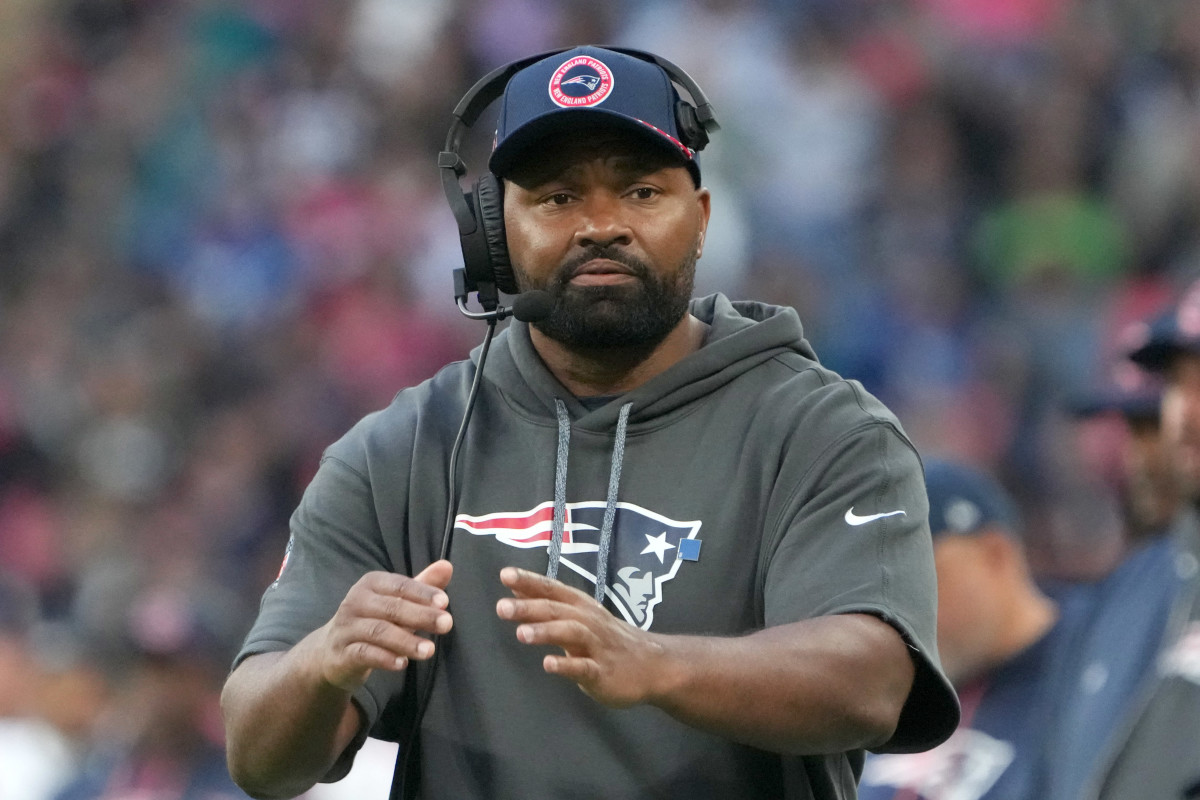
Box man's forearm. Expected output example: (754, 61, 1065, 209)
(221, 639, 364, 799)
(646, 614, 915, 754)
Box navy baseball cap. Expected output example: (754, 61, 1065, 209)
(125, 585, 246, 668)
(1068, 358, 1163, 422)
(923, 459, 1020, 538)
(488, 46, 702, 184)
(1127, 280, 1200, 372)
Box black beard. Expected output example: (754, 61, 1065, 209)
(517, 244, 697, 350)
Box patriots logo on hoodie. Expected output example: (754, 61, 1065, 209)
(455, 502, 701, 630)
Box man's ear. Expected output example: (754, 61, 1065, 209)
(975, 528, 1021, 571)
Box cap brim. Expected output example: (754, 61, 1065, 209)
(488, 109, 698, 184)
(1129, 342, 1183, 373)
(1066, 389, 1161, 420)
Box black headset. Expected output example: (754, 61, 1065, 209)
(438, 46, 720, 315)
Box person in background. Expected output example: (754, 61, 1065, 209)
(54, 585, 252, 800)
(0, 571, 76, 800)
(859, 459, 1086, 800)
(1034, 348, 1183, 799)
(1086, 284, 1200, 800)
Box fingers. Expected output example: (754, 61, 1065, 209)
(364, 565, 451, 609)
(510, 618, 597, 650)
(319, 567, 456, 691)
(414, 559, 454, 593)
(543, 653, 600, 684)
(496, 595, 572, 623)
(492, 566, 656, 708)
(362, 583, 452, 630)
(499, 567, 596, 605)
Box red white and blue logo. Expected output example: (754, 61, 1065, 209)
(548, 55, 615, 108)
(456, 501, 701, 630)
(271, 534, 295, 588)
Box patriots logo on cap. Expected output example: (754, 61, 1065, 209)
(561, 75, 601, 91)
(456, 501, 701, 630)
(548, 55, 614, 108)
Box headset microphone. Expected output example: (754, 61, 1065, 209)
(453, 279, 553, 323)
(510, 289, 554, 322)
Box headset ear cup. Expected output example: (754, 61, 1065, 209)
(474, 173, 517, 294)
(675, 100, 708, 152)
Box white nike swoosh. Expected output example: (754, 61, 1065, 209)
(844, 508, 907, 526)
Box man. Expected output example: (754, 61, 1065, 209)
(1068, 351, 1180, 546)
(1041, 359, 1184, 800)
(221, 46, 958, 800)
(859, 459, 1082, 800)
(1087, 285, 1200, 800)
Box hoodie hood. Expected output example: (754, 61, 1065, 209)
(477, 293, 819, 431)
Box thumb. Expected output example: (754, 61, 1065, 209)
(414, 559, 453, 591)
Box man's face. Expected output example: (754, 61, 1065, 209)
(1161, 352, 1200, 500)
(501, 133, 711, 350)
(1122, 416, 1180, 534)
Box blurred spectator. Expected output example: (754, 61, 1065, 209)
(1038, 353, 1182, 798)
(53, 584, 252, 800)
(1089, 281, 1200, 799)
(1068, 338, 1179, 545)
(859, 459, 1080, 799)
(0, 571, 76, 800)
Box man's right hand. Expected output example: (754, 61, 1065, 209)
(315, 560, 454, 692)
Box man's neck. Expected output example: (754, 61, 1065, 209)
(530, 314, 709, 398)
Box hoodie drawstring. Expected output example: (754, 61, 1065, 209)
(546, 399, 633, 605)
(594, 402, 631, 604)
(547, 400, 571, 581)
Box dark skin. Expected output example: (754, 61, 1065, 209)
(501, 136, 712, 395)
(221, 132, 916, 799)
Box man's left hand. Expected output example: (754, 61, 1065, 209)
(496, 567, 670, 708)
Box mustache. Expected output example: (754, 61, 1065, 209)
(550, 246, 652, 288)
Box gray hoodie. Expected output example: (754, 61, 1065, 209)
(238, 293, 959, 799)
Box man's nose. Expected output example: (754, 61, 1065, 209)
(575, 194, 632, 250)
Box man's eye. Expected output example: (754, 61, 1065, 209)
(630, 187, 657, 200)
(547, 193, 573, 205)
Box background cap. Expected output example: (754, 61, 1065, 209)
(1067, 357, 1163, 422)
(488, 46, 701, 183)
(1127, 279, 1200, 372)
(924, 459, 1020, 538)
(124, 584, 246, 668)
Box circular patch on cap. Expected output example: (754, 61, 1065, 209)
(945, 498, 982, 533)
(548, 55, 614, 108)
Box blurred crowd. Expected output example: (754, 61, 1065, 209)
(2, 0, 1200, 797)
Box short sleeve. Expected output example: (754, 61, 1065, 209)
(764, 423, 960, 753)
(232, 450, 409, 776)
